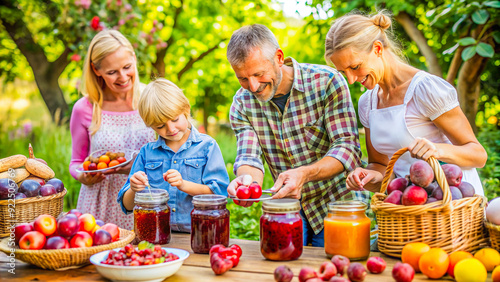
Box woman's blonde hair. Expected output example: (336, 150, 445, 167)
(138, 78, 191, 128)
(324, 10, 405, 65)
(80, 30, 140, 135)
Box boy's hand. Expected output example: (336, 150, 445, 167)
(130, 171, 148, 192)
(164, 169, 183, 189)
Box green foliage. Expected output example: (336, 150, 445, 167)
(477, 123, 500, 200)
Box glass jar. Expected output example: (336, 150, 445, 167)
(260, 199, 303, 261)
(190, 195, 230, 254)
(133, 189, 171, 244)
(324, 201, 371, 260)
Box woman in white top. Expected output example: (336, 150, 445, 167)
(324, 10, 487, 195)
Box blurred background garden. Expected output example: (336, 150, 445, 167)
(1, 0, 499, 240)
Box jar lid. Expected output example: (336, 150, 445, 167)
(134, 189, 169, 205)
(328, 200, 366, 212)
(192, 194, 227, 206)
(262, 199, 301, 213)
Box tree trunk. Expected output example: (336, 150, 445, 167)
(1, 0, 69, 124)
(395, 11, 442, 77)
(456, 54, 489, 133)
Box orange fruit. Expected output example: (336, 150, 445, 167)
(108, 160, 120, 167)
(493, 265, 500, 282)
(83, 160, 91, 171)
(419, 247, 449, 279)
(447, 251, 473, 278)
(474, 247, 500, 271)
(97, 162, 108, 170)
(98, 154, 110, 164)
(401, 242, 430, 272)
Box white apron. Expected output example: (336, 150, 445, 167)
(368, 83, 484, 196)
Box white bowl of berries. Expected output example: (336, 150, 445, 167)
(89, 241, 189, 282)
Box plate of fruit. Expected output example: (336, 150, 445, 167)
(76, 149, 137, 174)
(90, 241, 189, 282)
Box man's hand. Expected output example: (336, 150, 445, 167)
(271, 168, 307, 199)
(164, 169, 184, 190)
(228, 174, 253, 207)
(130, 171, 148, 192)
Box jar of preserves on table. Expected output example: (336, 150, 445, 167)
(133, 189, 171, 244)
(324, 200, 371, 260)
(260, 199, 303, 261)
(191, 194, 230, 254)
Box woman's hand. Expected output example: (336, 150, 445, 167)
(77, 172, 105, 186)
(130, 171, 148, 192)
(408, 137, 440, 161)
(346, 168, 382, 191)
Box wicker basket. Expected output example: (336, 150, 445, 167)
(0, 228, 135, 270)
(371, 147, 488, 258)
(486, 221, 500, 252)
(0, 188, 66, 237)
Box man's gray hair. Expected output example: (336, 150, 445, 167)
(227, 24, 280, 67)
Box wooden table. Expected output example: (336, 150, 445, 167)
(0, 233, 494, 281)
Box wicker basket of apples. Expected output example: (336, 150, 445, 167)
(371, 147, 488, 258)
(0, 211, 135, 270)
(0, 145, 66, 237)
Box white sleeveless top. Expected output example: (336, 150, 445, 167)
(358, 71, 483, 195)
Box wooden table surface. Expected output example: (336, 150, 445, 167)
(0, 233, 494, 281)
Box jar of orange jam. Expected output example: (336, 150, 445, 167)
(324, 201, 371, 260)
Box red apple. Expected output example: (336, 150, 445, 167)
(14, 223, 34, 244)
(101, 223, 120, 241)
(331, 255, 351, 276)
(70, 231, 93, 248)
(57, 214, 80, 238)
(45, 236, 70, 249)
(78, 213, 96, 233)
(19, 231, 46, 250)
(93, 229, 112, 246)
(33, 214, 57, 236)
(236, 186, 251, 199)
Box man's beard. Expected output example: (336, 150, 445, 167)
(252, 68, 282, 103)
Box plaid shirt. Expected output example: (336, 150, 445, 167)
(230, 57, 369, 234)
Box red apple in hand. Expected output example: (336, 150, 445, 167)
(236, 186, 251, 199)
(45, 236, 70, 249)
(70, 231, 93, 248)
(248, 181, 262, 199)
(19, 231, 46, 250)
(34, 214, 57, 236)
(14, 223, 33, 244)
(57, 214, 79, 238)
(101, 223, 120, 241)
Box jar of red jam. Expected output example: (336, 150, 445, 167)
(191, 195, 230, 254)
(133, 189, 171, 244)
(324, 201, 371, 260)
(260, 199, 303, 261)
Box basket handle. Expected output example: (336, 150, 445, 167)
(379, 147, 451, 206)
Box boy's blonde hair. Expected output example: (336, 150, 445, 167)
(80, 30, 140, 135)
(138, 78, 191, 127)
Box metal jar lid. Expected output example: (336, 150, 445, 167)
(262, 199, 301, 213)
(328, 200, 367, 212)
(134, 188, 169, 205)
(192, 194, 227, 206)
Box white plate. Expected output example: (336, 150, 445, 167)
(228, 194, 273, 202)
(90, 247, 189, 282)
(75, 149, 137, 174)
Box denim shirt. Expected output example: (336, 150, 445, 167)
(117, 126, 229, 232)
